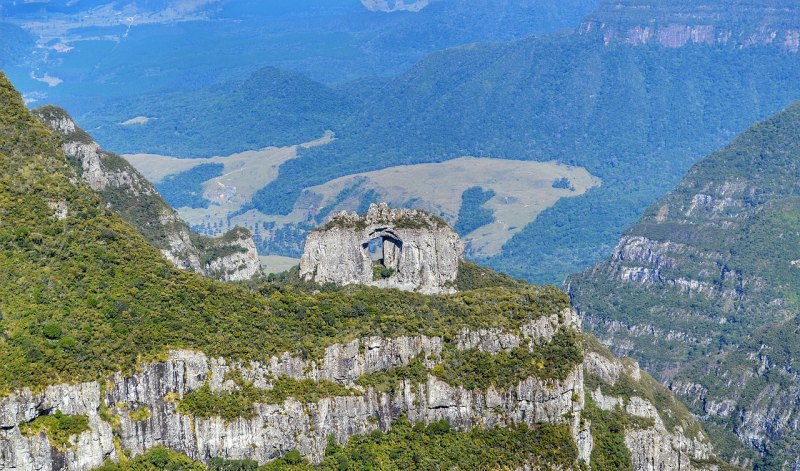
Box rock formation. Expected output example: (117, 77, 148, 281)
(32, 106, 262, 282)
(581, 0, 800, 52)
(0, 308, 715, 471)
(566, 101, 800, 464)
(300, 204, 463, 294)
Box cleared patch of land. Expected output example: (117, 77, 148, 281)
(124, 131, 333, 184)
(123, 131, 335, 228)
(260, 256, 299, 274)
(302, 157, 600, 256)
(125, 149, 599, 259)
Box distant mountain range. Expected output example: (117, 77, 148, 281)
(7, 0, 800, 286)
(0, 0, 599, 113)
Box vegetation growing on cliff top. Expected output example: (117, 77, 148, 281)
(0, 71, 570, 395)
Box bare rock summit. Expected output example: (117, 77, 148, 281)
(300, 203, 463, 294)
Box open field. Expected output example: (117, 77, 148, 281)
(126, 149, 599, 258)
(302, 157, 600, 256)
(123, 131, 334, 225)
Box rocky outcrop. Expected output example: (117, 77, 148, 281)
(580, 0, 800, 52)
(300, 203, 463, 294)
(0, 308, 719, 471)
(32, 106, 262, 282)
(1, 312, 582, 470)
(567, 101, 800, 464)
(199, 227, 262, 282)
(583, 350, 716, 470)
(360, 0, 429, 13)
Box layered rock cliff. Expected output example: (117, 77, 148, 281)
(568, 102, 800, 465)
(1, 308, 717, 471)
(300, 204, 463, 294)
(31, 106, 262, 282)
(580, 0, 800, 51)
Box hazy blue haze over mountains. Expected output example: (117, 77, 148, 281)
(0, 0, 600, 114)
(6, 0, 800, 286)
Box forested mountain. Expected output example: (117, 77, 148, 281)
(66, 0, 800, 284)
(255, 2, 800, 283)
(1, 0, 599, 116)
(84, 67, 354, 157)
(0, 72, 726, 470)
(568, 101, 800, 467)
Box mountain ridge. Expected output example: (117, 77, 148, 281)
(0, 71, 728, 470)
(567, 100, 800, 466)
(580, 0, 800, 50)
(31, 105, 262, 282)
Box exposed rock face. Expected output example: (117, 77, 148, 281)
(202, 227, 263, 282)
(300, 203, 463, 294)
(567, 102, 800, 463)
(2, 312, 579, 470)
(361, 0, 429, 13)
(0, 308, 716, 471)
(581, 0, 800, 52)
(31, 106, 262, 282)
(583, 351, 714, 470)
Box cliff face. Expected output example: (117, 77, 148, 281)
(0, 73, 725, 470)
(361, 0, 429, 13)
(0, 309, 715, 471)
(300, 204, 463, 294)
(31, 106, 262, 282)
(580, 0, 800, 51)
(568, 102, 800, 465)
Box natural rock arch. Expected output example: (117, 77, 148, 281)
(300, 204, 463, 293)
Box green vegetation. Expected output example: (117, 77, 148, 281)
(85, 67, 354, 158)
(19, 410, 90, 450)
(178, 376, 357, 421)
(251, 38, 800, 284)
(311, 417, 579, 471)
(314, 179, 367, 224)
(93, 446, 206, 471)
(155, 164, 224, 209)
(176, 326, 580, 421)
(0, 23, 34, 67)
(92, 417, 580, 471)
(356, 358, 429, 394)
(454, 186, 495, 236)
(128, 406, 152, 422)
(552, 177, 575, 191)
(582, 336, 700, 439)
(0, 76, 572, 395)
(582, 398, 633, 470)
(431, 330, 582, 389)
(453, 260, 523, 291)
(371, 261, 395, 280)
(568, 101, 800, 466)
(357, 329, 581, 394)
